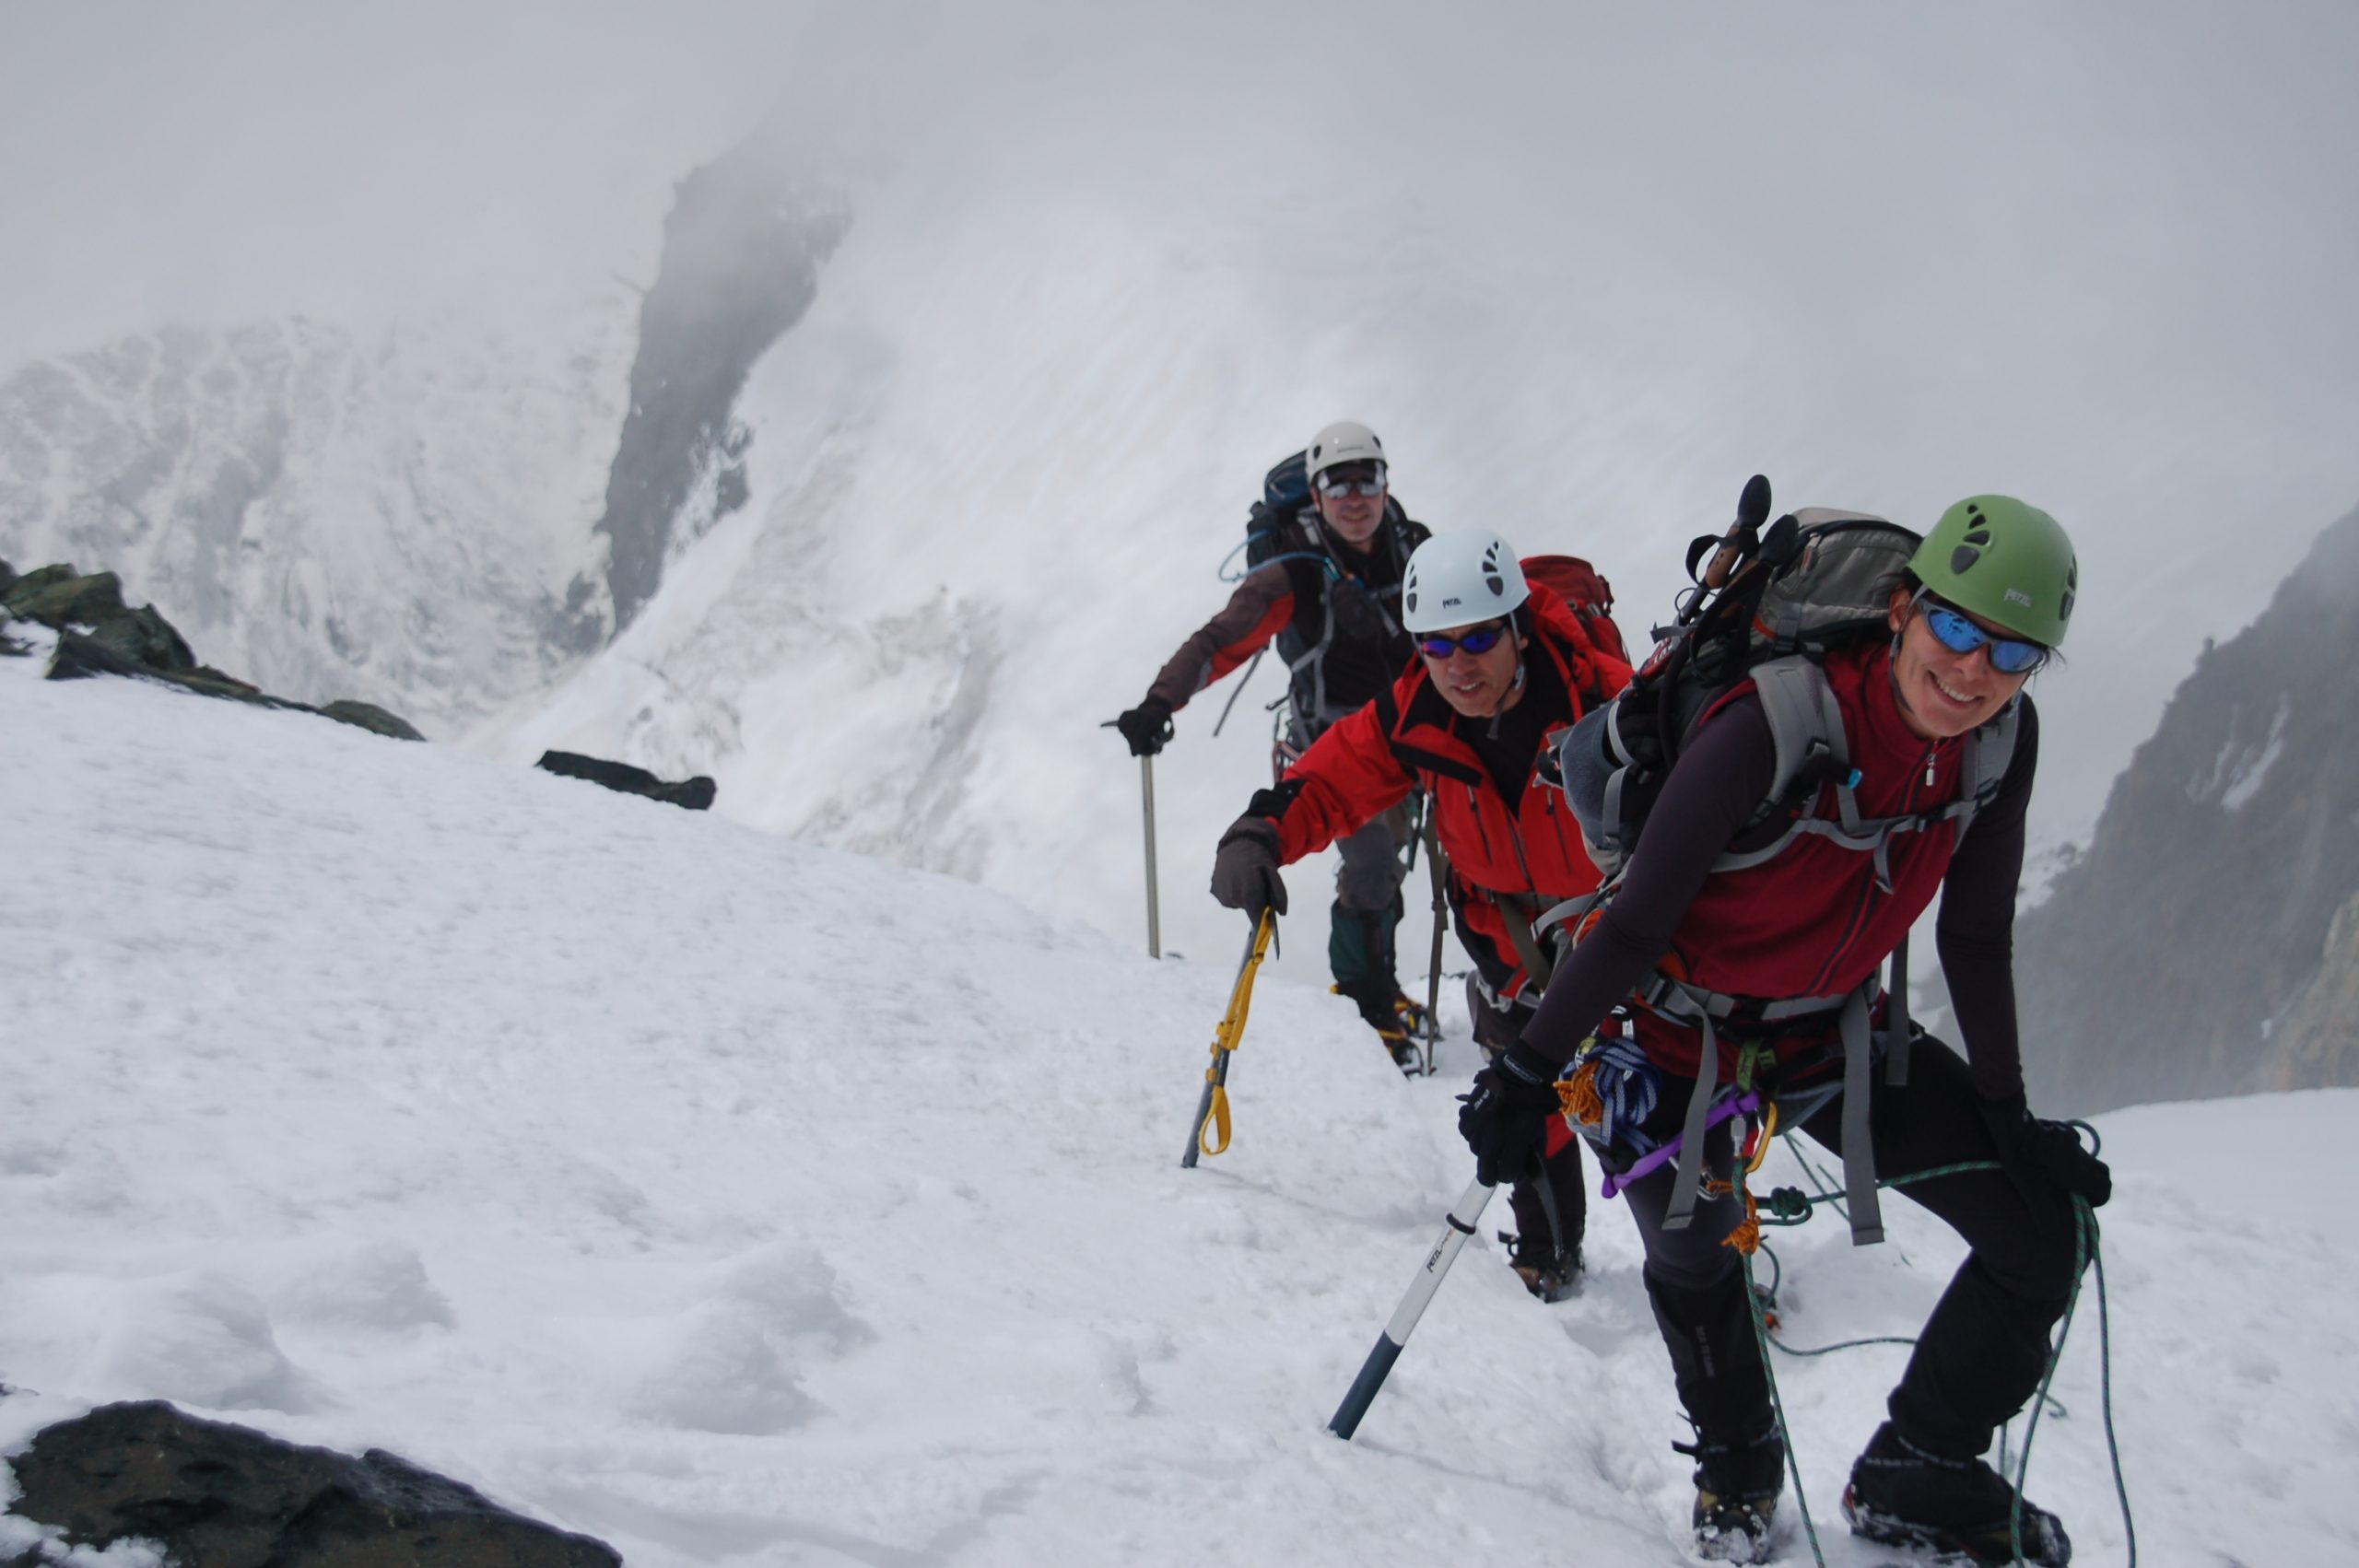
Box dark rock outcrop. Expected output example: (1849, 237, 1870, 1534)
(536, 749, 716, 811)
(2017, 500, 2359, 1113)
(5, 1400, 619, 1567)
(6, 560, 425, 742)
(316, 700, 428, 743)
(593, 123, 849, 630)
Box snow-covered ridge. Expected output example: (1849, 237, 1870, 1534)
(5, 646, 2349, 1566)
(0, 300, 633, 738)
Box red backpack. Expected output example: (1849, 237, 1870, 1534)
(1523, 554, 1629, 665)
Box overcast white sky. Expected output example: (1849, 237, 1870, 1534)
(7, 3, 2354, 366)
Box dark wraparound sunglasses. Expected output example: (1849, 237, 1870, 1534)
(1316, 462, 1387, 498)
(1417, 625, 1507, 659)
(1917, 593, 2049, 674)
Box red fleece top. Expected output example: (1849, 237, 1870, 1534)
(1520, 640, 2040, 1098)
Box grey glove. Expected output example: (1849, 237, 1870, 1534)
(1210, 817, 1288, 920)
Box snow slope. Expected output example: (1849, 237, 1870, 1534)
(5, 653, 2349, 1565)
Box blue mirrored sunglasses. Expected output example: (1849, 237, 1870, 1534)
(1919, 598, 2048, 674)
(1417, 625, 1507, 659)
(1315, 462, 1387, 498)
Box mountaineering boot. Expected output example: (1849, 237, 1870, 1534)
(1679, 1425, 1785, 1563)
(1840, 1422, 2071, 1566)
(1332, 980, 1424, 1073)
(1498, 1229, 1581, 1302)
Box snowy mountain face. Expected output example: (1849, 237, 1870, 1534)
(0, 303, 632, 739)
(7, 645, 2354, 1567)
(2019, 501, 2359, 1113)
(593, 132, 849, 631)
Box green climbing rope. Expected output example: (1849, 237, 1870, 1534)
(1731, 1124, 2135, 1567)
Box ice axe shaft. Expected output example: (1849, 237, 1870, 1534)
(1180, 909, 1276, 1168)
(1328, 1176, 1496, 1439)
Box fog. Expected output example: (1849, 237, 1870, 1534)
(6, 0, 2358, 872)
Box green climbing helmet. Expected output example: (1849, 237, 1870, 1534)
(1907, 495, 2078, 649)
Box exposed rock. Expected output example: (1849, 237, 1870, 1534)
(536, 750, 716, 811)
(86, 602, 198, 672)
(1, 563, 80, 613)
(10, 560, 424, 740)
(5, 1400, 618, 1567)
(51, 628, 282, 703)
(316, 700, 428, 743)
(594, 123, 848, 630)
(2017, 499, 2359, 1113)
(0, 556, 16, 594)
(2273, 886, 2359, 1089)
(5, 568, 129, 630)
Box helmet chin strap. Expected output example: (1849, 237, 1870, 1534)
(1485, 656, 1528, 733)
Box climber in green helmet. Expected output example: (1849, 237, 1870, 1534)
(1459, 493, 2107, 1564)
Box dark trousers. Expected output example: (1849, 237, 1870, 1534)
(1623, 1037, 2081, 1458)
(1327, 802, 1413, 1003)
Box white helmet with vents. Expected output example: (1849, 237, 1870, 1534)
(1401, 530, 1529, 633)
(1304, 419, 1385, 481)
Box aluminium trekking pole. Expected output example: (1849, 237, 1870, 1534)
(1329, 1174, 1495, 1439)
(1101, 715, 1175, 957)
(1180, 907, 1278, 1168)
(1141, 755, 1162, 959)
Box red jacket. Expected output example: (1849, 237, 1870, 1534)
(1637, 640, 1976, 1075)
(1266, 580, 1634, 996)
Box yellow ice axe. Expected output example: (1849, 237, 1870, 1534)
(1180, 908, 1277, 1166)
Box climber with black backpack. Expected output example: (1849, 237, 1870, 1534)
(1453, 482, 2110, 1562)
(1211, 529, 1635, 1300)
(1113, 420, 1433, 1057)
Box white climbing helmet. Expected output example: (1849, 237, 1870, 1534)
(1304, 419, 1385, 481)
(1401, 530, 1529, 633)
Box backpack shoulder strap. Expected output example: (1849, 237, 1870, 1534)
(1942, 697, 2022, 840)
(1748, 655, 1848, 808)
(1710, 655, 1867, 875)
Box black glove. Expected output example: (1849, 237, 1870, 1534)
(1113, 699, 1174, 757)
(1210, 817, 1289, 920)
(1457, 1040, 1565, 1188)
(1978, 1092, 2111, 1211)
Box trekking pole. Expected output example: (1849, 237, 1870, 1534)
(1141, 755, 1162, 959)
(1102, 715, 1176, 958)
(1420, 803, 1448, 1076)
(1329, 1174, 1496, 1439)
(1180, 908, 1278, 1168)
(1676, 474, 1774, 624)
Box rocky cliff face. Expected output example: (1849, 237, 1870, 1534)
(593, 127, 849, 629)
(2018, 499, 2359, 1113)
